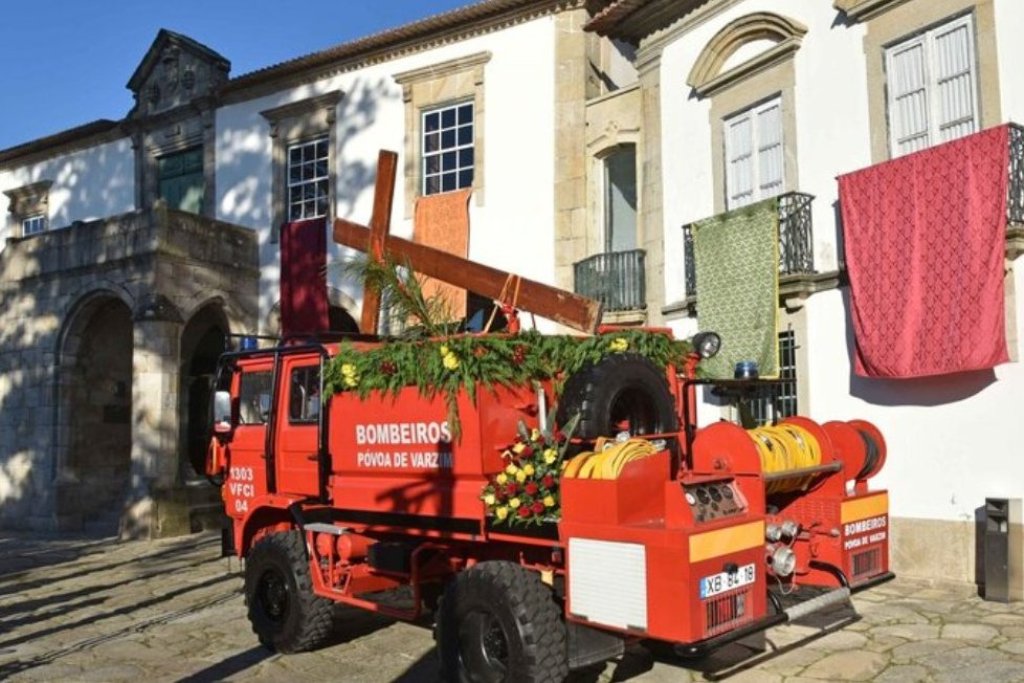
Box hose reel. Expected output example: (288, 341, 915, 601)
(747, 423, 822, 495)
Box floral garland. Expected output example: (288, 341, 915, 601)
(322, 328, 693, 438)
(480, 425, 570, 526)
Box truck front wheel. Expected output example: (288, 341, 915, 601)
(245, 530, 333, 653)
(436, 561, 568, 682)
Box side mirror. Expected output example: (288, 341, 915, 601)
(213, 390, 232, 434)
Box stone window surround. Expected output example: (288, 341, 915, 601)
(683, 12, 804, 214)
(707, 61, 799, 216)
(860, 0, 1000, 164)
(260, 90, 343, 244)
(686, 12, 808, 99)
(4, 180, 53, 238)
(393, 51, 490, 219)
(135, 111, 217, 218)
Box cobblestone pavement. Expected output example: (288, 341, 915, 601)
(1, 531, 1023, 682)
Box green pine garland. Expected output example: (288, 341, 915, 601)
(323, 329, 694, 438)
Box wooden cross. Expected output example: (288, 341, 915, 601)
(333, 150, 603, 334)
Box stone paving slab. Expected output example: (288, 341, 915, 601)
(1, 531, 1024, 682)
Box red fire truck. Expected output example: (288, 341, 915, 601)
(207, 326, 892, 681)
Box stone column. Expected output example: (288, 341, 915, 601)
(125, 295, 186, 539)
(636, 49, 667, 326)
(552, 8, 590, 297)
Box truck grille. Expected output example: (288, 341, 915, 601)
(704, 589, 750, 637)
(852, 547, 882, 579)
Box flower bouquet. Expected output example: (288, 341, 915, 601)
(480, 415, 579, 527)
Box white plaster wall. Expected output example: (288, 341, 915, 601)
(659, 1, 1024, 523)
(803, 270, 1024, 522)
(215, 17, 557, 333)
(0, 138, 135, 247)
(605, 39, 639, 90)
(995, 0, 1024, 124)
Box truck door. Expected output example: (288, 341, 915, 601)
(224, 361, 272, 520)
(274, 355, 323, 498)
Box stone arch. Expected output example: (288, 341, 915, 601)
(687, 12, 808, 97)
(178, 299, 230, 480)
(265, 287, 361, 336)
(54, 289, 135, 531)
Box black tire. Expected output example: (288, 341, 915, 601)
(244, 530, 333, 653)
(436, 561, 568, 683)
(556, 353, 677, 439)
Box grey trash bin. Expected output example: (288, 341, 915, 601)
(984, 498, 1021, 602)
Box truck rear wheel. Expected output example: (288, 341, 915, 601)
(245, 530, 333, 653)
(436, 561, 568, 683)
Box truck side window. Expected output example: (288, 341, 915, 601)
(289, 366, 320, 424)
(238, 371, 272, 425)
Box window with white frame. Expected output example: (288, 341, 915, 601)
(22, 214, 48, 236)
(724, 97, 784, 210)
(287, 137, 329, 221)
(422, 102, 474, 195)
(885, 14, 979, 157)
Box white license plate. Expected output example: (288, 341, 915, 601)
(700, 563, 756, 599)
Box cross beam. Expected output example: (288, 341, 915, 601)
(334, 150, 603, 334)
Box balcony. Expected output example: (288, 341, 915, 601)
(573, 249, 646, 314)
(1008, 124, 1024, 256)
(683, 191, 817, 301)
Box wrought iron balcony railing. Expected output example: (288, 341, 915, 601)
(573, 248, 646, 313)
(1009, 124, 1024, 225)
(683, 192, 815, 299)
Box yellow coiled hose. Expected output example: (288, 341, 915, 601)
(748, 424, 821, 494)
(562, 438, 658, 480)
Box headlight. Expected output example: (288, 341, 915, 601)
(691, 331, 721, 359)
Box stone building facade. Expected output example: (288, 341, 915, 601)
(0, 1, 640, 537)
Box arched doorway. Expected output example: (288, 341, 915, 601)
(58, 295, 134, 531)
(179, 304, 228, 480)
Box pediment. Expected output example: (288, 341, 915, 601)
(127, 29, 231, 118)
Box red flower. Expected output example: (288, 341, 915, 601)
(542, 475, 555, 489)
(521, 446, 534, 457)
(518, 506, 532, 518)
(495, 488, 507, 501)
(554, 431, 565, 444)
(524, 482, 539, 495)
(506, 483, 519, 496)
(531, 501, 545, 515)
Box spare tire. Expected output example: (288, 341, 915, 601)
(556, 353, 678, 439)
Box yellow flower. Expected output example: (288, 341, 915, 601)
(496, 473, 508, 485)
(439, 345, 450, 356)
(484, 493, 496, 506)
(530, 428, 541, 441)
(543, 495, 555, 507)
(443, 353, 460, 370)
(515, 470, 527, 483)
(512, 443, 526, 454)
(609, 338, 629, 353)
(523, 463, 535, 476)
(505, 463, 518, 475)
(344, 375, 359, 388)
(543, 449, 557, 465)
(341, 363, 356, 376)
(496, 506, 509, 520)
(509, 497, 521, 509)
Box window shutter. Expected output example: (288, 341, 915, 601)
(933, 20, 977, 142)
(888, 40, 930, 156)
(757, 103, 784, 198)
(726, 114, 754, 210)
